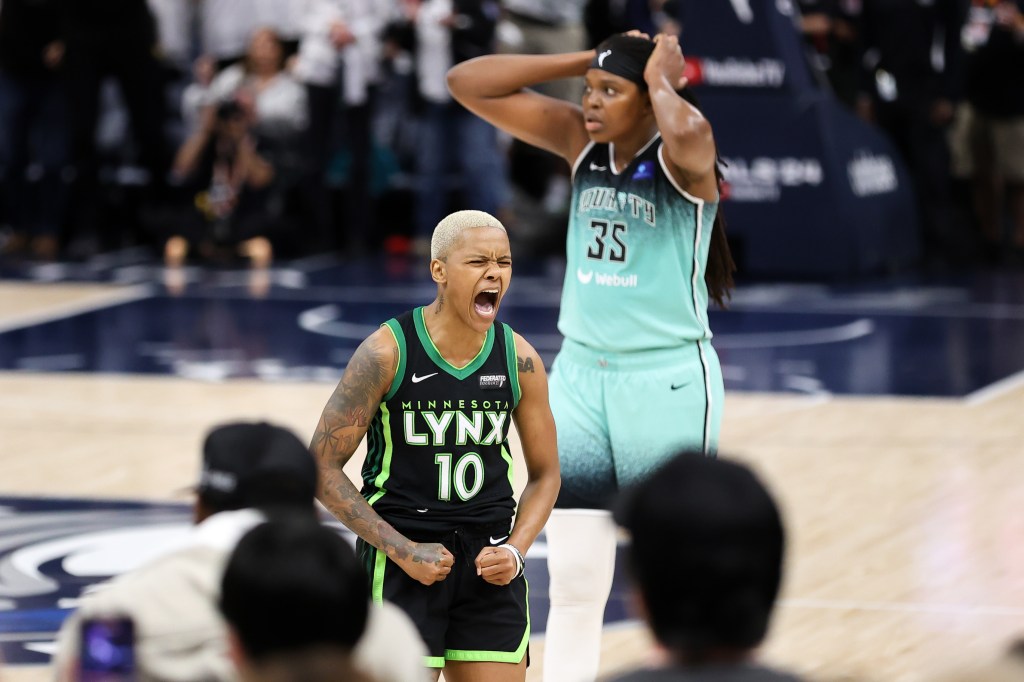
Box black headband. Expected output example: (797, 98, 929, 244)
(589, 35, 656, 88)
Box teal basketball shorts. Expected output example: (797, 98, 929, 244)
(548, 338, 724, 509)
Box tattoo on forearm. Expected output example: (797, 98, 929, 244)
(311, 335, 418, 558)
(322, 467, 416, 561)
(518, 355, 535, 373)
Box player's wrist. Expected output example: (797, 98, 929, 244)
(498, 543, 525, 579)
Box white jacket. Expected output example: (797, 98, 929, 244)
(52, 510, 429, 682)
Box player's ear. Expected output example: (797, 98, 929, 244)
(430, 258, 446, 284)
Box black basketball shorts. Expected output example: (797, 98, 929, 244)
(357, 522, 529, 668)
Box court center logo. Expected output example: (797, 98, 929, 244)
(0, 497, 193, 665)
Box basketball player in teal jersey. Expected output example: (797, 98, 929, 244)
(310, 210, 560, 681)
(448, 33, 736, 681)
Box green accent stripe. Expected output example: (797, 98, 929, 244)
(371, 547, 387, 605)
(367, 403, 393, 506)
(502, 323, 522, 408)
(413, 306, 494, 379)
(382, 319, 406, 401)
(501, 444, 514, 490)
(444, 578, 530, 663)
(424, 656, 446, 668)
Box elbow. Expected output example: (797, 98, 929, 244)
(446, 63, 466, 99)
(446, 56, 490, 101)
(684, 113, 713, 145)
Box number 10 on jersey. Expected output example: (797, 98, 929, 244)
(435, 452, 485, 501)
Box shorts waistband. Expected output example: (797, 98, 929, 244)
(395, 520, 512, 544)
(558, 337, 709, 371)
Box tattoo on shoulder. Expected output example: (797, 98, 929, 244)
(517, 355, 535, 373)
(310, 335, 393, 456)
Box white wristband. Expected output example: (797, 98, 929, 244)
(498, 543, 524, 578)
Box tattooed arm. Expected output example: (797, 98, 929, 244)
(311, 327, 454, 585)
(475, 333, 560, 586)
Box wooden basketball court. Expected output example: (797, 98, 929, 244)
(1, 278, 1022, 681)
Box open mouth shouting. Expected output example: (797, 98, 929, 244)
(474, 288, 499, 319)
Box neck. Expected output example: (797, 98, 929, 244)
(250, 65, 276, 79)
(423, 299, 487, 366)
(611, 120, 658, 169)
(670, 646, 754, 668)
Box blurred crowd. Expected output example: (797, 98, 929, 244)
(796, 0, 1024, 268)
(0, 0, 1022, 269)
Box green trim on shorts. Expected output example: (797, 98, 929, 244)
(371, 547, 387, 605)
(444, 578, 530, 663)
(424, 656, 447, 668)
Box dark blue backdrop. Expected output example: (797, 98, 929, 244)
(676, 0, 920, 277)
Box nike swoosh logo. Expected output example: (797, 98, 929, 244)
(411, 372, 438, 383)
(576, 268, 593, 284)
(671, 383, 686, 390)
(590, 162, 607, 171)
(416, 508, 429, 513)
(597, 49, 611, 67)
(490, 535, 509, 545)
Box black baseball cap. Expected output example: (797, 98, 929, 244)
(194, 422, 317, 511)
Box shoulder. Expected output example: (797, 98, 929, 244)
(71, 544, 225, 627)
(356, 602, 428, 676)
(511, 331, 540, 363)
(363, 324, 401, 357)
(511, 332, 545, 385)
(346, 326, 400, 388)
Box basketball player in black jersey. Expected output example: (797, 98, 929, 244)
(310, 210, 560, 681)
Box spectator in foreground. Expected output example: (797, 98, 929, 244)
(609, 452, 803, 682)
(220, 513, 372, 682)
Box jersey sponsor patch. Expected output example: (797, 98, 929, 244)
(479, 374, 507, 389)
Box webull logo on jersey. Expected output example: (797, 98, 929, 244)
(576, 268, 639, 288)
(401, 400, 512, 445)
(577, 187, 656, 226)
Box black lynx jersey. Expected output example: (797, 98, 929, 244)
(361, 307, 522, 535)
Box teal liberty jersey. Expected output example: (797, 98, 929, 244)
(561, 135, 719, 351)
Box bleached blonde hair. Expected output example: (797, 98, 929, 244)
(431, 210, 506, 261)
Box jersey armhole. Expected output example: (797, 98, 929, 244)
(657, 143, 719, 204)
(570, 140, 596, 184)
(502, 324, 522, 409)
(381, 319, 407, 401)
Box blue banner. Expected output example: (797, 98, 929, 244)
(676, 0, 920, 276)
